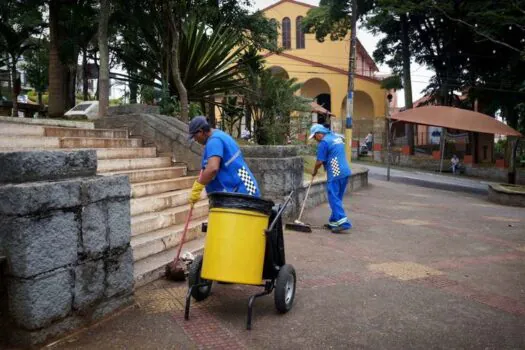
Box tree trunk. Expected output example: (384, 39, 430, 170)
(83, 48, 89, 100)
(38, 91, 43, 107)
(10, 57, 18, 118)
(171, 26, 189, 121)
(401, 13, 414, 154)
(48, 0, 66, 118)
(98, 0, 110, 118)
(207, 98, 216, 127)
(129, 68, 138, 103)
(66, 65, 77, 110)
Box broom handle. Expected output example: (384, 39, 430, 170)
(174, 170, 202, 262)
(297, 175, 314, 221)
(174, 203, 194, 262)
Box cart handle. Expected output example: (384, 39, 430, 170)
(266, 191, 294, 233)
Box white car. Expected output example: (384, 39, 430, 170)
(64, 101, 99, 120)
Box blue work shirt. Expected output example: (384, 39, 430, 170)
(316, 133, 351, 181)
(201, 130, 261, 197)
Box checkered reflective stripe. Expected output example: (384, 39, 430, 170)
(330, 158, 341, 177)
(237, 166, 257, 195)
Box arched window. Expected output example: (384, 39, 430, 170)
(282, 17, 291, 49)
(296, 16, 305, 49)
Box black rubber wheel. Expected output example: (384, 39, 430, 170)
(274, 264, 296, 313)
(188, 255, 212, 301)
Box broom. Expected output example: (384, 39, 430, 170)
(166, 170, 203, 281)
(165, 202, 195, 281)
(285, 175, 314, 233)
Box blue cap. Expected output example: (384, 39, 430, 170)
(188, 116, 209, 140)
(309, 124, 329, 139)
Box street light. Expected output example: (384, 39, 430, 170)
(386, 93, 400, 181)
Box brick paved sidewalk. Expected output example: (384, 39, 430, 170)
(49, 180, 525, 350)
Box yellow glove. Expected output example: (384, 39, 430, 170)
(189, 181, 205, 204)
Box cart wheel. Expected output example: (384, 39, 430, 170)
(274, 264, 296, 313)
(188, 255, 212, 301)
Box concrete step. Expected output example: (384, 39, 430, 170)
(131, 188, 207, 216)
(0, 147, 158, 160)
(97, 156, 172, 172)
(0, 123, 45, 136)
(44, 126, 128, 139)
(131, 201, 208, 236)
(95, 147, 157, 160)
(133, 236, 205, 287)
(0, 136, 142, 149)
(131, 176, 197, 198)
(0, 122, 127, 138)
(101, 166, 186, 184)
(131, 218, 207, 261)
(0, 116, 95, 129)
(59, 137, 142, 148)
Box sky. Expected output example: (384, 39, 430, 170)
(250, 0, 435, 107)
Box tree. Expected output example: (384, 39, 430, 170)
(98, 0, 110, 118)
(48, 0, 98, 117)
(22, 39, 49, 106)
(219, 96, 244, 137)
(0, 0, 43, 117)
(240, 52, 311, 144)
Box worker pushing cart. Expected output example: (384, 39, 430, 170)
(309, 124, 352, 233)
(184, 116, 297, 330)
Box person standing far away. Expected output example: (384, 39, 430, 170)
(309, 124, 352, 233)
(365, 131, 373, 151)
(187, 116, 261, 204)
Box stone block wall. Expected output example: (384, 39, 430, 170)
(95, 112, 203, 173)
(242, 146, 304, 219)
(0, 151, 133, 348)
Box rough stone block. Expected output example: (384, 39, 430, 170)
(0, 179, 82, 216)
(91, 294, 134, 321)
(74, 260, 105, 310)
(105, 248, 134, 298)
(8, 268, 73, 330)
(8, 315, 83, 348)
(107, 200, 131, 249)
(0, 150, 96, 184)
(81, 202, 108, 257)
(4, 212, 79, 278)
(82, 175, 130, 203)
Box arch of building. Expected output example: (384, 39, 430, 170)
(340, 90, 375, 140)
(301, 77, 331, 110)
(268, 65, 290, 79)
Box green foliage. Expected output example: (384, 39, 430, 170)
(380, 74, 403, 91)
(240, 51, 312, 145)
(302, 0, 374, 41)
(22, 39, 49, 94)
(140, 86, 155, 105)
(219, 96, 244, 137)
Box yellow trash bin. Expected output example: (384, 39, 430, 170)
(201, 193, 274, 285)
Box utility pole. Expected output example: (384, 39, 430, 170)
(386, 93, 393, 181)
(345, 0, 358, 164)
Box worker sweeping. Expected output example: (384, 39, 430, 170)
(188, 116, 261, 202)
(309, 124, 352, 234)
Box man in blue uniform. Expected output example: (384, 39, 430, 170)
(309, 124, 352, 233)
(187, 116, 261, 204)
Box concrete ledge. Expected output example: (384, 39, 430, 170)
(241, 145, 300, 158)
(488, 184, 525, 207)
(0, 116, 95, 129)
(0, 150, 97, 184)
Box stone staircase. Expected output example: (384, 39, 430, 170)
(0, 117, 207, 287)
